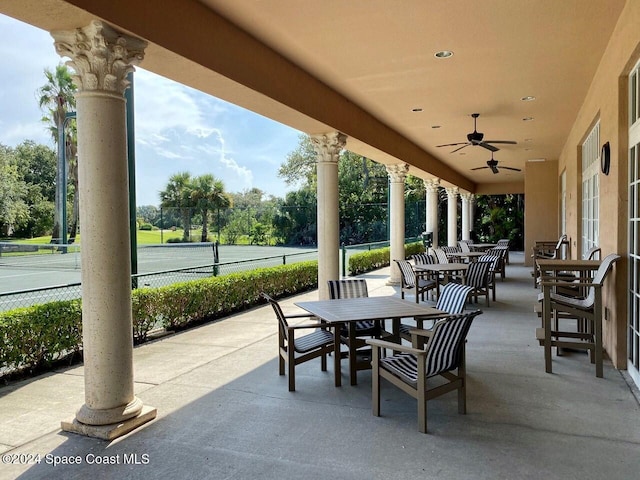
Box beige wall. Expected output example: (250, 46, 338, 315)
(555, 0, 640, 368)
(524, 161, 559, 267)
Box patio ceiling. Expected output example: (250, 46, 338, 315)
(0, 0, 626, 192)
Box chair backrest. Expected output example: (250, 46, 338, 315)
(458, 241, 471, 253)
(261, 293, 289, 339)
(433, 248, 449, 264)
(576, 254, 620, 307)
(412, 253, 436, 265)
(478, 254, 500, 273)
(395, 259, 416, 288)
(436, 283, 474, 314)
(327, 279, 368, 299)
(496, 239, 510, 247)
(554, 234, 569, 259)
(464, 261, 492, 288)
(424, 310, 482, 377)
(584, 246, 601, 260)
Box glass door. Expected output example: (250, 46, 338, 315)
(628, 61, 640, 387)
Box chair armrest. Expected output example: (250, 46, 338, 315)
(287, 323, 333, 331)
(366, 338, 424, 356)
(408, 328, 435, 338)
(284, 313, 317, 320)
(540, 279, 599, 288)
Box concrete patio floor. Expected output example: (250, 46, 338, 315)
(1, 253, 639, 479)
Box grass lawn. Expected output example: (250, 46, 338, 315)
(1, 230, 260, 246)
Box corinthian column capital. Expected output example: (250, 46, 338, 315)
(460, 192, 473, 202)
(311, 132, 347, 164)
(445, 186, 459, 199)
(52, 20, 147, 95)
(425, 177, 440, 193)
(386, 163, 409, 182)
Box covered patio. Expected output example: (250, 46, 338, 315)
(2, 255, 639, 479)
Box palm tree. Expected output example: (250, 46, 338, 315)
(159, 172, 195, 242)
(190, 174, 232, 242)
(37, 64, 77, 243)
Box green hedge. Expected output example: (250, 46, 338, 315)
(0, 300, 83, 375)
(348, 242, 424, 275)
(0, 261, 318, 378)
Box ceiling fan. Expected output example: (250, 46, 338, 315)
(471, 152, 522, 174)
(436, 113, 517, 153)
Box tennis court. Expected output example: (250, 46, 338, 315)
(0, 243, 317, 293)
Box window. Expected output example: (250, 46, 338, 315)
(581, 122, 600, 257)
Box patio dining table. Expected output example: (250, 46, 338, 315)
(295, 296, 445, 386)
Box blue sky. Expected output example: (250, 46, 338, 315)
(0, 14, 302, 206)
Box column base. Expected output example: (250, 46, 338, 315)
(386, 279, 401, 286)
(61, 405, 157, 441)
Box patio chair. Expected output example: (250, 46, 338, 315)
(532, 234, 569, 287)
(441, 246, 462, 263)
(411, 253, 436, 265)
(398, 282, 474, 343)
(485, 247, 508, 280)
(496, 238, 511, 264)
(327, 279, 388, 363)
(478, 254, 501, 301)
(537, 253, 620, 377)
(395, 259, 438, 303)
(555, 246, 602, 295)
(458, 241, 472, 253)
(367, 310, 483, 433)
(262, 293, 335, 391)
(433, 248, 450, 264)
(452, 260, 492, 306)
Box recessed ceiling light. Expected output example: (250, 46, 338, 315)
(434, 50, 453, 58)
(431, 125, 441, 129)
(527, 158, 546, 162)
(524, 138, 533, 142)
(412, 108, 423, 112)
(523, 117, 534, 121)
(521, 96, 536, 101)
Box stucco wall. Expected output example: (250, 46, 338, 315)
(556, 0, 640, 368)
(524, 161, 559, 267)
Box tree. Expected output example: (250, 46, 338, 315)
(190, 174, 232, 242)
(37, 64, 78, 243)
(0, 146, 28, 236)
(159, 172, 194, 242)
(11, 141, 57, 238)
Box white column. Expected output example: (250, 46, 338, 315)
(425, 178, 440, 249)
(53, 21, 156, 439)
(460, 192, 472, 241)
(311, 132, 346, 300)
(446, 187, 459, 247)
(469, 194, 476, 240)
(387, 163, 409, 285)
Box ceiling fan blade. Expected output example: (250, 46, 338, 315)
(500, 166, 522, 171)
(450, 143, 471, 153)
(490, 165, 500, 174)
(436, 142, 469, 147)
(470, 166, 489, 171)
(483, 140, 518, 145)
(478, 142, 499, 152)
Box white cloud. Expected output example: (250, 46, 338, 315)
(0, 14, 301, 207)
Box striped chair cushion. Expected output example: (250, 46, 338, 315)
(478, 254, 500, 273)
(412, 253, 436, 265)
(433, 248, 449, 264)
(396, 260, 417, 288)
(327, 279, 368, 299)
(327, 279, 376, 333)
(380, 312, 479, 384)
(436, 283, 474, 314)
(464, 261, 491, 288)
(293, 329, 335, 353)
